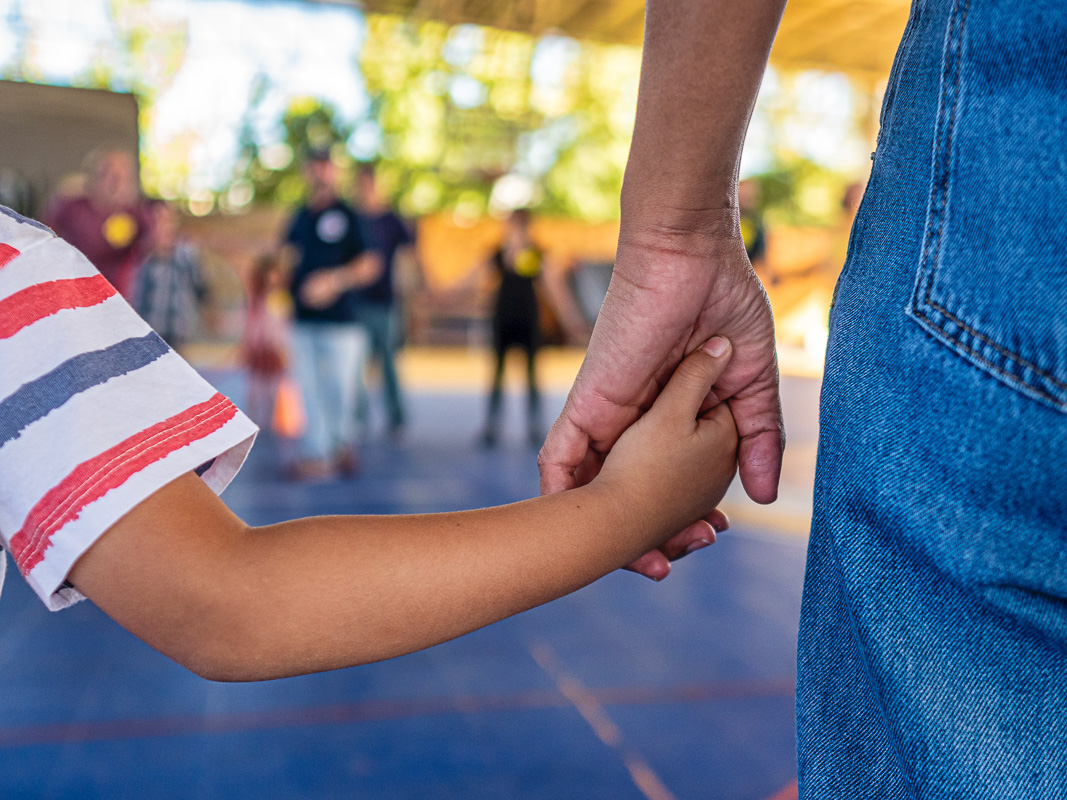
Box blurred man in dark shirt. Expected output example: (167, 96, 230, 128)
(353, 164, 414, 438)
(281, 150, 380, 479)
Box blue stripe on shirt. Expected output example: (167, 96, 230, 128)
(0, 332, 170, 448)
(0, 204, 54, 234)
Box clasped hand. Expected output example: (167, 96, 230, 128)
(539, 228, 784, 580)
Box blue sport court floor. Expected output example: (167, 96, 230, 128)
(0, 374, 809, 800)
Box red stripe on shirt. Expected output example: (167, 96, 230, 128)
(11, 393, 238, 575)
(0, 243, 18, 269)
(0, 275, 117, 340)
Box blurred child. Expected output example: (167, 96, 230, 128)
(239, 254, 290, 428)
(133, 201, 206, 350)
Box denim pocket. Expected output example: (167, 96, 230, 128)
(907, 0, 1067, 413)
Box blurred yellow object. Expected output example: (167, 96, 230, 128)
(513, 248, 542, 278)
(102, 212, 138, 249)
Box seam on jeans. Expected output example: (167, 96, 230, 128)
(915, 0, 971, 309)
(917, 299, 1067, 393)
(824, 526, 920, 800)
(877, 0, 920, 144)
(911, 304, 1067, 410)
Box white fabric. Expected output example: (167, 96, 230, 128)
(0, 206, 257, 610)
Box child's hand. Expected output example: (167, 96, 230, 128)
(595, 336, 739, 552)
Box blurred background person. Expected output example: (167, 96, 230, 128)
(480, 209, 546, 448)
(281, 148, 380, 481)
(133, 200, 206, 351)
(46, 147, 152, 299)
(240, 253, 291, 429)
(353, 163, 414, 440)
(443, 209, 592, 448)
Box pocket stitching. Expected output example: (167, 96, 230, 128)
(914, 300, 1067, 395)
(907, 0, 1067, 411)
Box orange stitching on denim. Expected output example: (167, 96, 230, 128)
(921, 299, 1067, 392)
(911, 305, 1065, 408)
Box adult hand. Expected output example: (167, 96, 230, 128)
(538, 224, 784, 580)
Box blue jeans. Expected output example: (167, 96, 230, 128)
(798, 1, 1067, 796)
(290, 322, 368, 461)
(355, 303, 405, 429)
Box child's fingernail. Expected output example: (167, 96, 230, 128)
(704, 336, 729, 357)
(685, 537, 713, 555)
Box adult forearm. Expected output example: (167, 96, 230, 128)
(622, 0, 786, 234)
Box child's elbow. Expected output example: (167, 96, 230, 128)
(169, 616, 279, 683)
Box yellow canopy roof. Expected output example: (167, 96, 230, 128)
(346, 0, 910, 80)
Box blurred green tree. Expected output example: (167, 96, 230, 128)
(230, 87, 356, 209)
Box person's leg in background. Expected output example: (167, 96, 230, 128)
(246, 371, 280, 430)
(482, 323, 509, 447)
(523, 327, 542, 447)
(354, 351, 371, 435)
(798, 2, 1067, 797)
(378, 304, 406, 434)
(360, 303, 406, 437)
(317, 321, 367, 476)
(289, 324, 332, 478)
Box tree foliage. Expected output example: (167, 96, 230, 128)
(0, 1, 870, 226)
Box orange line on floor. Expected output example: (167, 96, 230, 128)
(765, 779, 799, 800)
(530, 641, 678, 800)
(0, 676, 795, 749)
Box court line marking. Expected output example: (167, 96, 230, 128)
(765, 780, 799, 800)
(0, 676, 795, 749)
(529, 640, 677, 800)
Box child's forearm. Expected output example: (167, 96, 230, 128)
(73, 339, 738, 682)
(237, 485, 658, 677)
(72, 471, 665, 682)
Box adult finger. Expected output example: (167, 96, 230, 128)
(624, 548, 672, 581)
(730, 385, 785, 505)
(639, 507, 730, 568)
(625, 518, 716, 579)
(654, 336, 733, 420)
(538, 413, 587, 495)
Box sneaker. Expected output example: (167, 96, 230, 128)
(285, 458, 334, 482)
(334, 447, 362, 478)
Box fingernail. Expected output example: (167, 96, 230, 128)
(685, 537, 713, 555)
(704, 336, 729, 357)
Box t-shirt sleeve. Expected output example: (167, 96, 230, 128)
(347, 208, 367, 259)
(0, 206, 258, 611)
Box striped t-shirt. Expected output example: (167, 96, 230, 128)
(0, 205, 257, 611)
